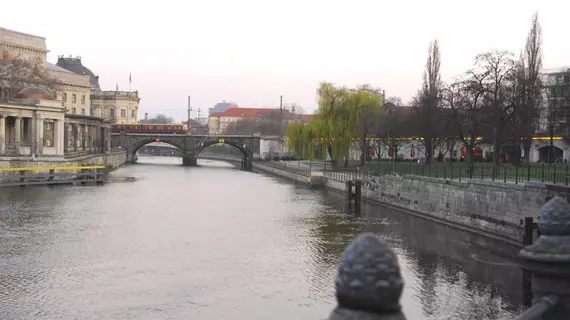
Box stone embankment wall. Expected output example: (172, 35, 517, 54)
(0, 151, 126, 169)
(252, 161, 570, 245)
(0, 151, 127, 180)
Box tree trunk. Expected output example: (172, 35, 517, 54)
(327, 142, 337, 167)
(511, 142, 522, 166)
(360, 136, 366, 166)
(492, 126, 501, 166)
(522, 138, 532, 163)
(424, 138, 433, 165)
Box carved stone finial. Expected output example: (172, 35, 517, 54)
(520, 197, 570, 263)
(334, 233, 404, 315)
(518, 196, 570, 317)
(538, 197, 570, 236)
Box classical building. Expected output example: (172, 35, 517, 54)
(0, 27, 140, 124)
(56, 56, 140, 124)
(0, 27, 92, 116)
(1, 87, 66, 157)
(0, 87, 111, 159)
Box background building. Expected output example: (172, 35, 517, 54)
(541, 67, 570, 137)
(208, 101, 238, 116)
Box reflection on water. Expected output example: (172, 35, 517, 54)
(0, 156, 523, 319)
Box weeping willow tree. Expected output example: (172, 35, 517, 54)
(286, 82, 383, 167)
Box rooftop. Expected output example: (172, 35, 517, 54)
(56, 56, 100, 89)
(46, 62, 73, 74)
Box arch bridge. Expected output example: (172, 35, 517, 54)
(111, 133, 260, 171)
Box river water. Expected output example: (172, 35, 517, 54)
(0, 156, 526, 320)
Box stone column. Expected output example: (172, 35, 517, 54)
(106, 128, 111, 152)
(25, 117, 33, 146)
(34, 117, 44, 156)
(55, 119, 65, 156)
(519, 197, 570, 319)
(14, 117, 21, 156)
(0, 115, 5, 156)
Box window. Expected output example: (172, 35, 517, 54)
(72, 94, 76, 103)
(53, 91, 57, 99)
(131, 109, 135, 118)
(121, 109, 126, 118)
(110, 108, 116, 118)
(81, 95, 86, 104)
(62, 93, 67, 102)
(71, 108, 76, 114)
(44, 122, 54, 147)
(81, 109, 85, 115)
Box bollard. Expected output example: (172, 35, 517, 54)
(522, 217, 534, 246)
(19, 170, 25, 188)
(354, 180, 362, 213)
(518, 197, 570, 319)
(328, 233, 407, 320)
(346, 180, 354, 206)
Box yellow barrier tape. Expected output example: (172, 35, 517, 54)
(0, 165, 105, 172)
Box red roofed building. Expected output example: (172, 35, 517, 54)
(208, 107, 309, 134)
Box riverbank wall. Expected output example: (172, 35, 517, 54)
(252, 161, 569, 245)
(0, 151, 127, 170)
(0, 151, 127, 187)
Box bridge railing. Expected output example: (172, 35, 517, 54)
(326, 196, 570, 320)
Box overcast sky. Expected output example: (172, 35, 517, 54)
(2, 0, 568, 120)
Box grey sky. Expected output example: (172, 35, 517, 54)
(2, 0, 567, 121)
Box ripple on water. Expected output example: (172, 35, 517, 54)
(0, 157, 523, 320)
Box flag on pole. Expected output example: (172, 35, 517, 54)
(116, 83, 118, 91)
(129, 72, 132, 83)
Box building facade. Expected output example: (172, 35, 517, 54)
(0, 27, 140, 124)
(540, 67, 570, 136)
(56, 56, 140, 124)
(0, 87, 111, 159)
(0, 28, 93, 117)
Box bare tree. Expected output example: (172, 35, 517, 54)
(139, 113, 175, 124)
(412, 39, 443, 165)
(516, 12, 543, 164)
(0, 49, 56, 99)
(386, 96, 403, 106)
(378, 102, 414, 161)
(443, 77, 486, 165)
(473, 51, 518, 165)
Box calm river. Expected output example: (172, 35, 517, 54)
(0, 156, 525, 320)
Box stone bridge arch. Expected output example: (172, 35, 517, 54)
(111, 133, 260, 170)
(194, 138, 254, 170)
(128, 138, 186, 163)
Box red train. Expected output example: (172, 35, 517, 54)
(111, 124, 186, 134)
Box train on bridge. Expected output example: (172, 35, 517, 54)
(111, 124, 186, 134)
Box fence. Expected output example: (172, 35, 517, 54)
(330, 162, 570, 185)
(0, 165, 106, 187)
(257, 160, 311, 177)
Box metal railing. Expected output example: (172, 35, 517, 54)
(325, 162, 570, 185)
